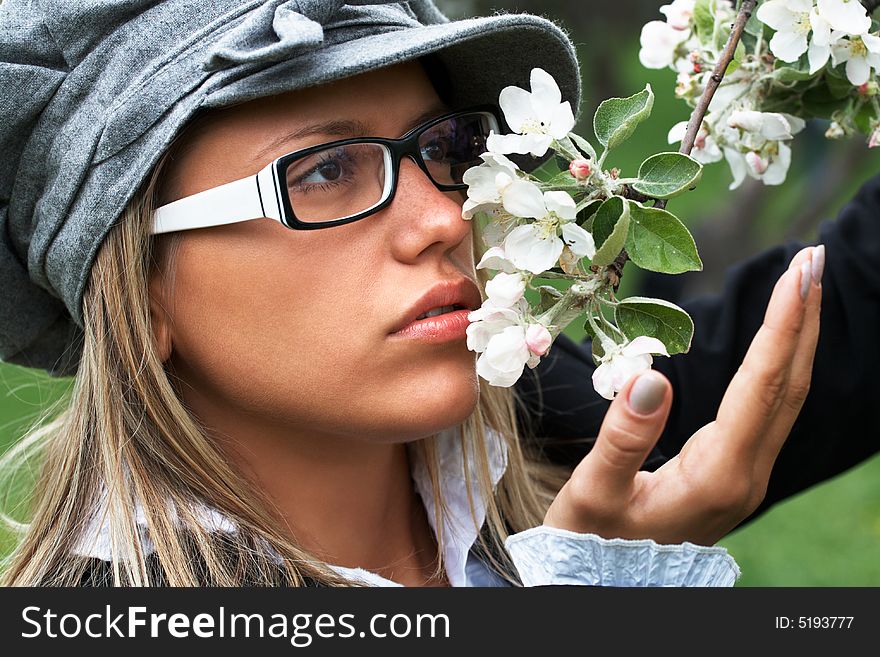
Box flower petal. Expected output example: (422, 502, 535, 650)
(769, 29, 808, 62)
(501, 180, 547, 218)
(724, 147, 748, 190)
(503, 224, 564, 274)
(542, 190, 578, 221)
(808, 40, 831, 73)
(476, 351, 524, 387)
(561, 222, 597, 259)
(817, 0, 871, 35)
(497, 85, 533, 133)
(548, 101, 576, 139)
(756, 0, 796, 31)
(761, 141, 792, 185)
(622, 335, 669, 357)
(476, 246, 517, 273)
(592, 362, 617, 400)
(667, 120, 688, 144)
(486, 271, 526, 307)
(845, 55, 870, 85)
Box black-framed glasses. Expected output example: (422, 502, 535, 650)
(151, 106, 502, 234)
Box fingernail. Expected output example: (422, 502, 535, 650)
(629, 371, 666, 416)
(811, 244, 825, 285)
(800, 261, 811, 300)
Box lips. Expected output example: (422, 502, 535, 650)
(390, 277, 483, 335)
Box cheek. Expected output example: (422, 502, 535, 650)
(164, 227, 480, 440)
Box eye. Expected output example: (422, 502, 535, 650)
(302, 159, 343, 184)
(421, 138, 450, 162)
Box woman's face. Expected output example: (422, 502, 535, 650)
(151, 61, 483, 444)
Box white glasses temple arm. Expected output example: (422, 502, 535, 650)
(151, 166, 282, 235)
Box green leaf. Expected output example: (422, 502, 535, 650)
(577, 199, 603, 231)
(625, 201, 703, 274)
(771, 66, 815, 83)
(744, 6, 766, 38)
(582, 316, 597, 341)
(544, 170, 581, 190)
(727, 40, 746, 75)
(693, 0, 715, 41)
(593, 84, 655, 150)
(591, 196, 631, 267)
(591, 329, 605, 364)
(529, 154, 567, 182)
(801, 84, 851, 119)
(569, 132, 598, 160)
(615, 297, 695, 355)
(854, 103, 876, 134)
(826, 73, 856, 100)
(631, 152, 703, 199)
(536, 285, 564, 314)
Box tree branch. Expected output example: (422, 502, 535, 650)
(679, 0, 757, 157)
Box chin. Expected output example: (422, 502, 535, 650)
(387, 352, 480, 440)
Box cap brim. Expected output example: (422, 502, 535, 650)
(203, 13, 581, 122)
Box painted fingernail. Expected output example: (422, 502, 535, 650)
(629, 371, 666, 416)
(800, 261, 811, 300)
(811, 244, 825, 285)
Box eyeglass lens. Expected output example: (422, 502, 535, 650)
(283, 112, 494, 224)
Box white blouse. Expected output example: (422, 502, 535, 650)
(72, 425, 740, 587)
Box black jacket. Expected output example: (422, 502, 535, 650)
(515, 173, 880, 531)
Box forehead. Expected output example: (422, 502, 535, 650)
(159, 60, 446, 201)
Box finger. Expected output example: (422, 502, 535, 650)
(757, 244, 823, 473)
(572, 369, 672, 499)
(713, 246, 813, 457)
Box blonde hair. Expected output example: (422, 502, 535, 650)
(0, 151, 573, 587)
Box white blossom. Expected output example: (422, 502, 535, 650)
(476, 245, 518, 273)
(525, 323, 553, 357)
(467, 298, 549, 387)
(592, 336, 669, 401)
(501, 189, 596, 274)
(639, 20, 691, 69)
(660, 0, 696, 31)
(461, 152, 522, 219)
(485, 271, 527, 308)
(757, 0, 839, 73)
(667, 120, 723, 163)
(727, 109, 804, 140)
(721, 110, 806, 188)
(831, 33, 880, 86)
(486, 68, 575, 157)
(816, 0, 872, 36)
(466, 299, 524, 353)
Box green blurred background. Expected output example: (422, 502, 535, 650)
(2, 1, 879, 584)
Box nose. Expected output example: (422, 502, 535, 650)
(385, 155, 472, 263)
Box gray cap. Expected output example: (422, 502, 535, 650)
(0, 0, 580, 376)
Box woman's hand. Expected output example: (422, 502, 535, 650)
(543, 245, 824, 546)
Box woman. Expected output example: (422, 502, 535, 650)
(0, 0, 821, 586)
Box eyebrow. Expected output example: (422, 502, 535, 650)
(253, 102, 451, 162)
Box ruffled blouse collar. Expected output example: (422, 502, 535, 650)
(72, 426, 509, 586)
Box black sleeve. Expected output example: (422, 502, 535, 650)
(514, 173, 880, 530)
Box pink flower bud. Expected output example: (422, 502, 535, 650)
(525, 324, 552, 357)
(745, 151, 768, 175)
(859, 83, 870, 95)
(568, 158, 592, 180)
(869, 128, 880, 149)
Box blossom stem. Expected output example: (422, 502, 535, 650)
(680, 1, 757, 165)
(537, 280, 599, 338)
(655, 0, 757, 213)
(585, 306, 615, 350)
